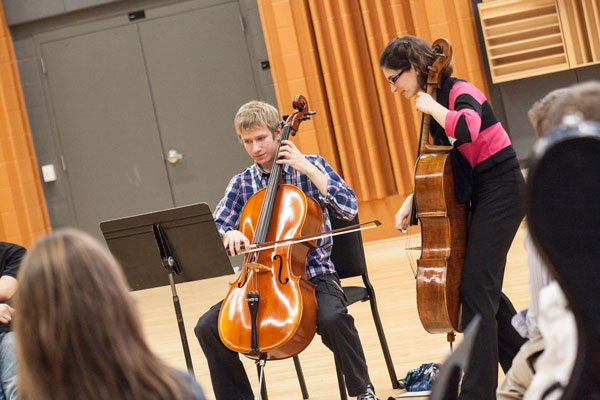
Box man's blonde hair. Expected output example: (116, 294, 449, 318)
(234, 100, 280, 140)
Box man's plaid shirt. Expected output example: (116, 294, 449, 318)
(213, 154, 358, 279)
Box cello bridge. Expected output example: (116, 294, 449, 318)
(247, 262, 272, 273)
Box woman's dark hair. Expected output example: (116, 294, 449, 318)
(379, 35, 453, 89)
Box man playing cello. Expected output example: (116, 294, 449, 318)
(194, 100, 380, 400)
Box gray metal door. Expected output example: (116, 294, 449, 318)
(139, 1, 255, 207)
(40, 23, 174, 239)
(36, 0, 258, 240)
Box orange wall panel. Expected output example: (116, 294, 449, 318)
(0, 3, 51, 247)
(259, 0, 489, 241)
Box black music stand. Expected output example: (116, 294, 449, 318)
(100, 202, 233, 373)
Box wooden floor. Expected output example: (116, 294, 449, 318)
(131, 224, 529, 400)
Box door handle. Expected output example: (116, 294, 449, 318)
(166, 149, 183, 164)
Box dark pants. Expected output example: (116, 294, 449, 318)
(194, 273, 370, 400)
(459, 166, 527, 400)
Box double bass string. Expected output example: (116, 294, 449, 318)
(404, 225, 418, 279)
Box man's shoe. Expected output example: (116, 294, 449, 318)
(357, 384, 380, 400)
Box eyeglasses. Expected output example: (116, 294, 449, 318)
(388, 69, 407, 85)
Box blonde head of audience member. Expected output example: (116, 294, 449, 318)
(528, 87, 572, 138)
(529, 81, 600, 138)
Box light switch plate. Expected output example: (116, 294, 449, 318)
(41, 164, 57, 182)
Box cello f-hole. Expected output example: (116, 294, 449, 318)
(238, 267, 249, 288)
(273, 254, 289, 285)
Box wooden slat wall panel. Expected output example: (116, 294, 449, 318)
(583, 0, 600, 59)
(258, 0, 491, 240)
(257, 1, 340, 174)
(479, 0, 600, 83)
(478, 0, 570, 83)
(562, 0, 591, 64)
(360, 0, 420, 199)
(307, 0, 396, 201)
(557, 0, 600, 67)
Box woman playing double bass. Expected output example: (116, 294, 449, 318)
(379, 36, 525, 399)
(194, 100, 380, 400)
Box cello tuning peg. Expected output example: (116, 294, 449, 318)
(299, 116, 311, 121)
(282, 114, 289, 121)
(307, 111, 317, 115)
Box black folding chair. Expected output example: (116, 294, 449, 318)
(291, 214, 400, 399)
(429, 315, 481, 400)
(261, 214, 399, 399)
(526, 122, 600, 399)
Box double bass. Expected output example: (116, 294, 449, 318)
(413, 39, 468, 342)
(217, 95, 320, 362)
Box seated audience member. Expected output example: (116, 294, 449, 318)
(498, 80, 600, 400)
(539, 80, 600, 134)
(13, 228, 206, 400)
(524, 80, 600, 400)
(0, 242, 26, 400)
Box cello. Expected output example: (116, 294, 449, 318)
(413, 39, 468, 343)
(217, 95, 321, 365)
